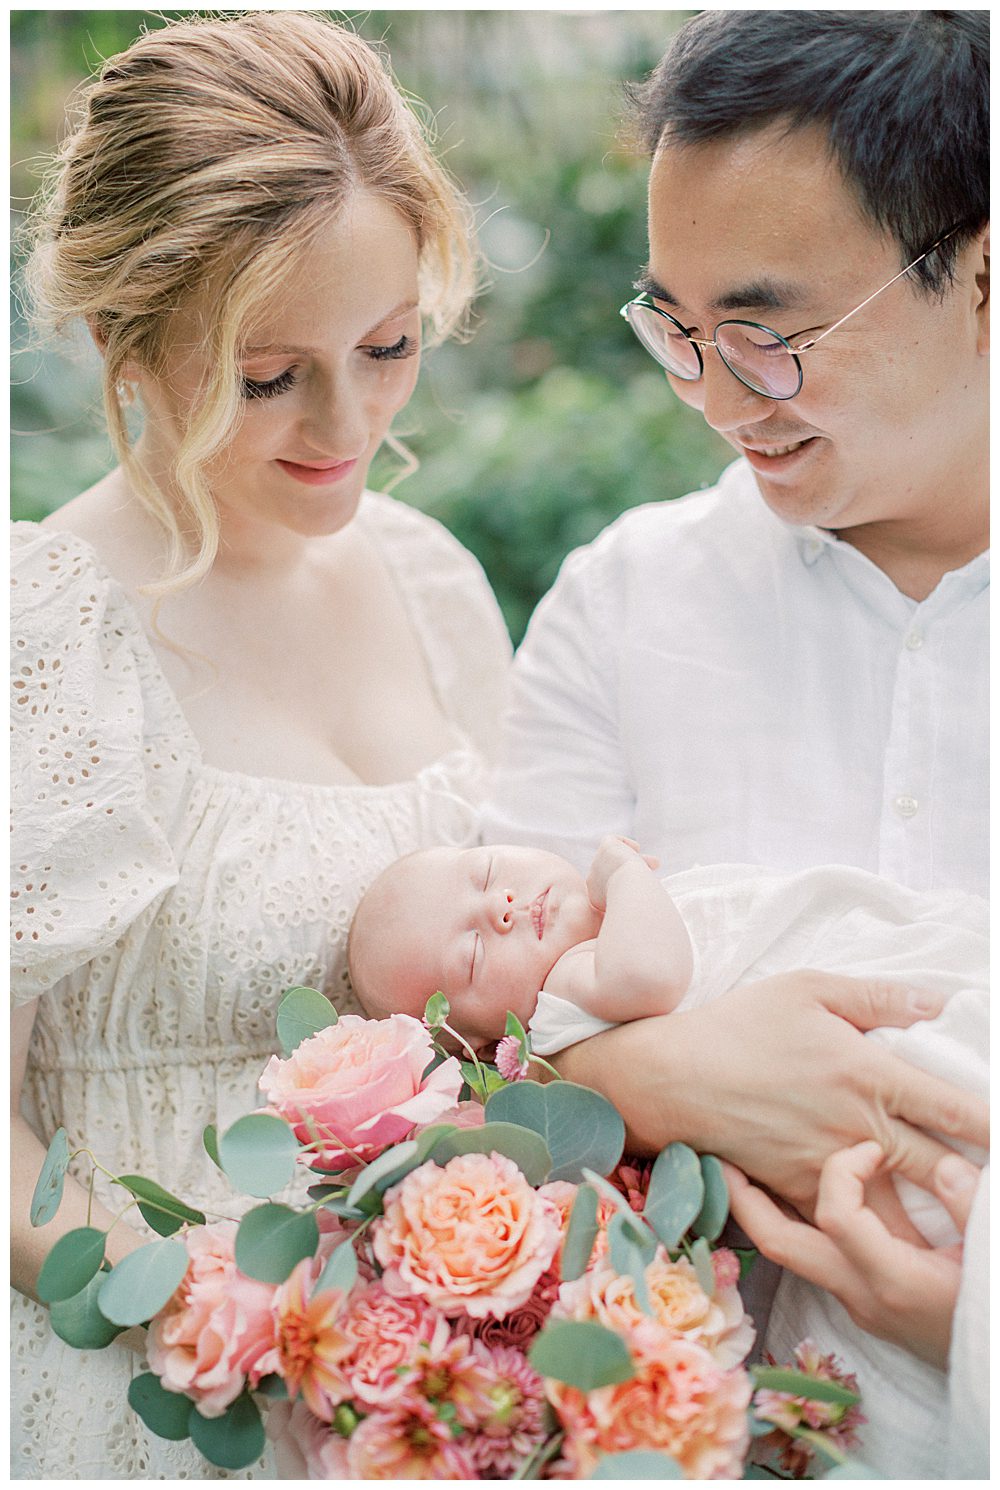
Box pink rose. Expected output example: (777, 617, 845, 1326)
(259, 1013, 463, 1171)
(373, 1152, 562, 1319)
(549, 1322, 752, 1479)
(147, 1221, 277, 1417)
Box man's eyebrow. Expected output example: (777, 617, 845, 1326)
(633, 269, 806, 314)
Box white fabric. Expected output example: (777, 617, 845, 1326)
(524, 863, 989, 1477)
(528, 987, 617, 1054)
(10, 497, 512, 1480)
(484, 458, 989, 899)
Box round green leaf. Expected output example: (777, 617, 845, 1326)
(413, 1123, 458, 1162)
(690, 1235, 716, 1297)
(315, 1237, 358, 1297)
(561, 1183, 600, 1281)
(49, 1268, 124, 1349)
(607, 1212, 655, 1317)
(218, 1112, 300, 1198)
(485, 1080, 625, 1182)
(235, 1203, 319, 1284)
(276, 985, 338, 1055)
(644, 1141, 705, 1249)
(30, 1127, 70, 1227)
(98, 1237, 189, 1326)
(189, 1394, 265, 1470)
(203, 1124, 222, 1170)
(128, 1372, 193, 1441)
(115, 1174, 206, 1238)
(529, 1319, 635, 1391)
(823, 1457, 883, 1478)
(346, 1140, 419, 1208)
(692, 1153, 729, 1242)
(590, 1450, 683, 1478)
(428, 1120, 552, 1185)
(37, 1226, 107, 1303)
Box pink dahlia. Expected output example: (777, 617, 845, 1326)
(468, 1344, 548, 1477)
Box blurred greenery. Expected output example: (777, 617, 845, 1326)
(11, 9, 730, 642)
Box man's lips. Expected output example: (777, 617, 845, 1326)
(530, 889, 549, 940)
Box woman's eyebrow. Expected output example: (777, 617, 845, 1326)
(242, 299, 420, 357)
(634, 269, 806, 314)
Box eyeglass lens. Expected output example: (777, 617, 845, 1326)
(624, 303, 801, 399)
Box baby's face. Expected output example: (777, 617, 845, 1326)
(367, 845, 600, 1044)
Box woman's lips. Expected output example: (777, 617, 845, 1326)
(276, 457, 358, 486)
(531, 889, 550, 940)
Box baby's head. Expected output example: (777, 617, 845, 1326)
(348, 844, 601, 1046)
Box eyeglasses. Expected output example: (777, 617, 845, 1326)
(619, 228, 960, 401)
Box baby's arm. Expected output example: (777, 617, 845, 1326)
(544, 836, 693, 1022)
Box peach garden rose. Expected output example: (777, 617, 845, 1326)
(373, 1151, 562, 1319)
(259, 1013, 463, 1170)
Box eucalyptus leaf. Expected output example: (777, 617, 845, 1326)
(413, 1123, 458, 1162)
(128, 1372, 193, 1441)
(428, 1121, 551, 1186)
(692, 1154, 729, 1242)
(218, 1112, 300, 1199)
(580, 1168, 640, 1219)
(690, 1235, 716, 1297)
(346, 1141, 420, 1208)
(530, 1319, 635, 1391)
(203, 1124, 222, 1170)
(235, 1204, 319, 1284)
(644, 1142, 704, 1249)
(607, 1213, 655, 1316)
(254, 1374, 289, 1401)
(49, 1268, 124, 1349)
(30, 1127, 70, 1226)
(424, 991, 450, 1028)
(590, 1450, 684, 1479)
(315, 1238, 359, 1296)
(276, 986, 338, 1056)
(485, 1081, 625, 1182)
(750, 1366, 861, 1407)
(37, 1226, 107, 1303)
(823, 1457, 882, 1478)
(115, 1174, 206, 1237)
(561, 1184, 600, 1281)
(189, 1394, 265, 1470)
(316, 1191, 367, 1222)
(98, 1237, 189, 1326)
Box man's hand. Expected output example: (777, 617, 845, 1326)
(586, 834, 659, 910)
(724, 1143, 981, 1369)
(553, 970, 989, 1216)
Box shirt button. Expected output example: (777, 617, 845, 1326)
(905, 630, 924, 651)
(894, 795, 919, 818)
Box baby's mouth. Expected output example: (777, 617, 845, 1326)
(530, 889, 549, 940)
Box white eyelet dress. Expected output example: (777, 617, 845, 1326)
(10, 494, 512, 1479)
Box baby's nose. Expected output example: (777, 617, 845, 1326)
(492, 890, 515, 932)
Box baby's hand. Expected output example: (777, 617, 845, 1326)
(586, 835, 660, 910)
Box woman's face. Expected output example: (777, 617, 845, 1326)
(137, 190, 422, 543)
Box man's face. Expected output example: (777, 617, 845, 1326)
(646, 123, 988, 540)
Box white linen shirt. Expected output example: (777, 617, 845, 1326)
(484, 459, 988, 897)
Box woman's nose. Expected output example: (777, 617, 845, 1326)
(300, 373, 369, 460)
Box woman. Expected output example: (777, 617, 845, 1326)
(11, 12, 510, 1477)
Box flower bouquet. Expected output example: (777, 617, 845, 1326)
(31, 987, 870, 1479)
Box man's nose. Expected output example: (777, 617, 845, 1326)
(684, 351, 773, 439)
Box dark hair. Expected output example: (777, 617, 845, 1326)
(630, 10, 988, 292)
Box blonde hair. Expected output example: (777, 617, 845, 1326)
(24, 10, 477, 596)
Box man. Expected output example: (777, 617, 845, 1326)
(484, 11, 988, 1475)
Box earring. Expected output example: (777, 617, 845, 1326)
(116, 381, 134, 405)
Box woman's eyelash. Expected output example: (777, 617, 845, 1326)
(241, 368, 297, 401)
(365, 334, 418, 362)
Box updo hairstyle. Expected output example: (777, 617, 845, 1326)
(24, 10, 477, 593)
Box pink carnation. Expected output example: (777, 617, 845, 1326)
(341, 1280, 443, 1405)
(259, 1013, 463, 1171)
(549, 1321, 752, 1479)
(373, 1151, 562, 1319)
(146, 1221, 277, 1417)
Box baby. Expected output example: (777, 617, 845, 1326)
(347, 835, 694, 1053)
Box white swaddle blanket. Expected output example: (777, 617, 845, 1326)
(528, 863, 989, 1478)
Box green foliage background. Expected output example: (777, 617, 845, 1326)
(11, 9, 730, 642)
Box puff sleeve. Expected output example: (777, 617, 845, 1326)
(10, 524, 179, 1003)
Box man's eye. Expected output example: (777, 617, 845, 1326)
(241, 368, 298, 400)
